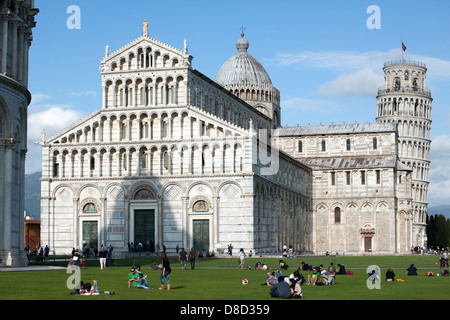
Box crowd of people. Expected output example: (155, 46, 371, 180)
(63, 244, 450, 298)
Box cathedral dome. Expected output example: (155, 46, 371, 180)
(214, 34, 272, 87)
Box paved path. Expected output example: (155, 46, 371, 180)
(0, 265, 66, 272)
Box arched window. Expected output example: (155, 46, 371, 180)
(163, 151, 169, 169)
(162, 120, 168, 138)
(121, 123, 127, 140)
(90, 156, 95, 170)
(334, 207, 341, 224)
(141, 152, 148, 169)
(394, 77, 401, 91)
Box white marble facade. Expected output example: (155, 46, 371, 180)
(0, 0, 38, 266)
(40, 23, 428, 256)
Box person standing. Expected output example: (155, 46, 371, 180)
(179, 247, 187, 270)
(99, 245, 107, 270)
(159, 252, 171, 290)
(189, 247, 197, 270)
(238, 248, 246, 269)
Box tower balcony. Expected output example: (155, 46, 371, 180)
(377, 86, 432, 98)
(384, 60, 426, 68)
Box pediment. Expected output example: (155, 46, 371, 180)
(100, 35, 192, 72)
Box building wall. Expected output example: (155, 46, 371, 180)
(277, 124, 414, 254)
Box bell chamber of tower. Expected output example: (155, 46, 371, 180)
(376, 59, 432, 245)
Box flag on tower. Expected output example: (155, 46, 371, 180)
(402, 42, 407, 52)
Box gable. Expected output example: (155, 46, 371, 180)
(100, 35, 192, 73)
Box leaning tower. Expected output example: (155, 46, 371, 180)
(376, 59, 432, 248)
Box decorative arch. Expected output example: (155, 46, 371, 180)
(79, 198, 100, 214)
(132, 184, 158, 200)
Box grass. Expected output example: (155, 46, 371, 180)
(1, 255, 449, 300)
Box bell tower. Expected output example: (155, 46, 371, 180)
(376, 59, 432, 248)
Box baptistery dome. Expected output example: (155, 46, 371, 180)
(214, 34, 272, 87)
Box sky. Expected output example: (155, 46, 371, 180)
(27, 0, 450, 207)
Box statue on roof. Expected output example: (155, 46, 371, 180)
(143, 19, 148, 37)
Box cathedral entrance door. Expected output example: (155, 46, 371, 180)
(364, 236, 372, 252)
(82, 221, 98, 250)
(134, 209, 155, 250)
(193, 219, 209, 252)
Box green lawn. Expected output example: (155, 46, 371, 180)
(1, 255, 449, 300)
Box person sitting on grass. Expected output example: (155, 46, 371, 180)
(385, 268, 395, 281)
(322, 266, 336, 285)
(288, 270, 306, 285)
(270, 276, 291, 299)
(337, 264, 346, 274)
(307, 267, 322, 285)
(407, 264, 418, 276)
(128, 267, 152, 289)
(289, 278, 303, 299)
(262, 271, 280, 286)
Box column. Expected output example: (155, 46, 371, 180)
(182, 197, 189, 249)
(10, 20, 17, 79)
(78, 153, 83, 177)
(108, 152, 112, 177)
(97, 152, 102, 177)
(70, 154, 74, 178)
(126, 151, 131, 176)
(2, 142, 13, 252)
(113, 85, 117, 107)
(136, 151, 140, 176)
(100, 198, 107, 247)
(23, 34, 30, 86)
(1, 15, 9, 74)
(108, 120, 113, 142)
(213, 196, 219, 248)
(157, 150, 162, 175)
(17, 26, 24, 83)
(73, 198, 79, 249)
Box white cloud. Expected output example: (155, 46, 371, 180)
(428, 134, 450, 206)
(273, 48, 450, 96)
(317, 68, 384, 96)
(70, 90, 98, 97)
(28, 105, 84, 142)
(273, 49, 398, 72)
(25, 105, 85, 174)
(273, 48, 450, 77)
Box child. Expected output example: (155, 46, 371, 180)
(79, 255, 86, 269)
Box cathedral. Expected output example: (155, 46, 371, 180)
(39, 21, 431, 257)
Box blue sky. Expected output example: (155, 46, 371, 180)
(27, 0, 450, 206)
